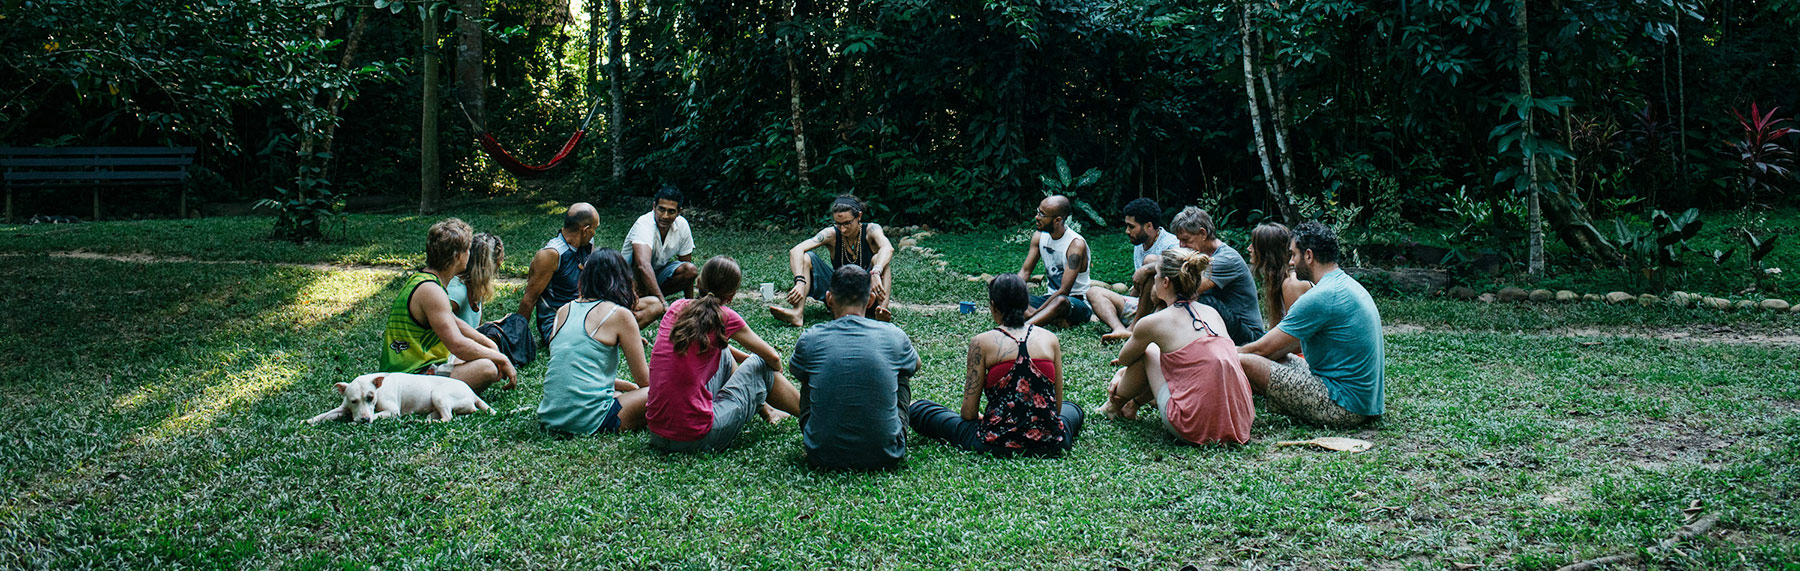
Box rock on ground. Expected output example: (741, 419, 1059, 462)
(1498, 287, 1528, 302)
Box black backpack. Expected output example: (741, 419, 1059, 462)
(478, 313, 538, 368)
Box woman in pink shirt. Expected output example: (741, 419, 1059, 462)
(645, 256, 802, 452)
(1097, 247, 1254, 445)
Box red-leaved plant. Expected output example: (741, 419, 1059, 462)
(1730, 103, 1796, 198)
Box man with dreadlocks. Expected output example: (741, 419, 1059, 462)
(770, 195, 897, 327)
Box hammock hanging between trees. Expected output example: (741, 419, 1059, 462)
(456, 93, 605, 178)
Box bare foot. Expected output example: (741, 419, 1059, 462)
(758, 403, 791, 425)
(872, 304, 893, 322)
(1108, 370, 1140, 420)
(1100, 329, 1131, 344)
(768, 305, 804, 327)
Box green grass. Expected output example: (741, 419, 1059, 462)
(1, 209, 1797, 569)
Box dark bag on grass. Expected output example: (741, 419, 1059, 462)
(478, 313, 537, 368)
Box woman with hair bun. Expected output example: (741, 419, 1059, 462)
(907, 273, 1083, 456)
(1097, 247, 1254, 445)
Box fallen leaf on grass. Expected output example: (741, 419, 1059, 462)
(1276, 437, 1373, 453)
(1452, 563, 1481, 570)
(1683, 499, 1704, 519)
(1579, 341, 1604, 347)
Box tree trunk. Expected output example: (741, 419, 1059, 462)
(586, 0, 598, 91)
(421, 6, 441, 214)
(606, 0, 625, 184)
(319, 9, 372, 165)
(784, 0, 811, 189)
(1673, 7, 1688, 187)
(1260, 0, 1299, 198)
(1516, 0, 1543, 275)
(1542, 190, 1623, 266)
(1239, 4, 1296, 224)
(454, 0, 484, 128)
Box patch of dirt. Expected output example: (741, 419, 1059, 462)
(1558, 326, 1800, 348)
(1383, 322, 1800, 347)
(20, 250, 971, 313)
(1602, 419, 1738, 470)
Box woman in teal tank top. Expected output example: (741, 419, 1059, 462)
(539, 249, 651, 435)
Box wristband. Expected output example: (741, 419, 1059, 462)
(794, 276, 807, 283)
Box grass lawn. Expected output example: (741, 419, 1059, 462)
(2, 207, 1797, 569)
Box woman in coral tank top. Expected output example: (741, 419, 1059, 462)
(1097, 247, 1255, 445)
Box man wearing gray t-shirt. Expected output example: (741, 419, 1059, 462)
(789, 265, 921, 470)
(1170, 207, 1266, 345)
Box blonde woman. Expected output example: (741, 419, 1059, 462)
(1098, 247, 1254, 445)
(447, 232, 504, 328)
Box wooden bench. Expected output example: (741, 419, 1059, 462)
(0, 146, 196, 222)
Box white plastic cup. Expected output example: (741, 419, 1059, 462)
(760, 282, 776, 303)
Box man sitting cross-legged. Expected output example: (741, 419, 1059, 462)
(790, 265, 921, 470)
(1237, 221, 1384, 428)
(771, 195, 896, 327)
(518, 203, 597, 345)
(1088, 197, 1180, 342)
(622, 185, 699, 326)
(1017, 195, 1093, 328)
(382, 218, 517, 393)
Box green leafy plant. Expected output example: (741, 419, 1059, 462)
(1038, 156, 1106, 232)
(1738, 229, 1782, 292)
(1611, 208, 1704, 288)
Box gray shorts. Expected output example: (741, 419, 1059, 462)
(1264, 356, 1377, 428)
(648, 351, 775, 453)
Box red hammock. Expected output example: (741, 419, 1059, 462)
(460, 94, 604, 179)
(479, 130, 584, 178)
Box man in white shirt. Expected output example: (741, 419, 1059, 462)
(1091, 197, 1179, 342)
(623, 185, 697, 328)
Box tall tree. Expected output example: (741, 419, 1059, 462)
(783, 0, 811, 189)
(421, 3, 442, 214)
(1516, 0, 1543, 275)
(1239, 3, 1296, 224)
(454, 0, 484, 127)
(606, 0, 625, 184)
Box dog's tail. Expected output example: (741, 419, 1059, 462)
(475, 396, 494, 414)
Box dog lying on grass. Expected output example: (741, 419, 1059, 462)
(306, 372, 493, 424)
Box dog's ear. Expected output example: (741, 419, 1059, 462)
(335, 382, 349, 394)
(371, 375, 387, 388)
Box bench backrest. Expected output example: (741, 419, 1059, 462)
(0, 147, 196, 188)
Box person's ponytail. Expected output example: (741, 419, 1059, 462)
(669, 256, 742, 353)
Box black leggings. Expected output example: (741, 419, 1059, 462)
(907, 399, 1084, 457)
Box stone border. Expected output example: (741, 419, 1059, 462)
(1448, 285, 1795, 314)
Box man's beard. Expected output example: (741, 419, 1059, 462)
(1295, 263, 1313, 282)
(1128, 232, 1146, 246)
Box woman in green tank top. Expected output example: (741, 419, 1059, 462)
(539, 249, 651, 435)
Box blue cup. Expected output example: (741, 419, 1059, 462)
(959, 301, 976, 314)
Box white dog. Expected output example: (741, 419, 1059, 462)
(306, 372, 493, 424)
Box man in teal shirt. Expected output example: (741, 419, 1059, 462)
(1238, 221, 1383, 427)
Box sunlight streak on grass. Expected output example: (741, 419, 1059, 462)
(143, 353, 303, 440)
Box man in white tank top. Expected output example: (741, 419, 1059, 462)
(1016, 195, 1093, 327)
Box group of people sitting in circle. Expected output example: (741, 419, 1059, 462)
(372, 185, 1385, 469)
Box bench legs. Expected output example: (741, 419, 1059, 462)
(93, 188, 100, 221)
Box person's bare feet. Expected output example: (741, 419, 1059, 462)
(1100, 329, 1131, 344)
(768, 305, 804, 327)
(871, 304, 893, 322)
(1098, 372, 1138, 421)
(758, 403, 791, 425)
